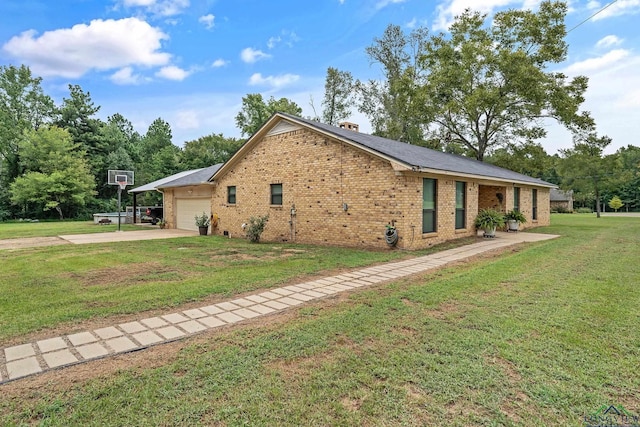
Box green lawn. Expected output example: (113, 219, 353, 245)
(2, 215, 639, 426)
(0, 220, 139, 239)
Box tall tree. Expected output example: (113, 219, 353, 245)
(356, 25, 430, 146)
(558, 134, 613, 218)
(10, 126, 95, 219)
(181, 133, 243, 170)
(321, 67, 354, 126)
(235, 94, 302, 137)
(487, 142, 553, 179)
(417, 1, 593, 160)
(0, 65, 56, 217)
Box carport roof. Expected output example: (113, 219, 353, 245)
(128, 164, 221, 194)
(157, 163, 222, 189)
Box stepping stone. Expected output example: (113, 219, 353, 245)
(300, 290, 326, 298)
(257, 291, 281, 300)
(119, 321, 147, 334)
(132, 331, 164, 346)
(177, 320, 207, 334)
(276, 297, 304, 306)
(229, 298, 255, 308)
(106, 336, 138, 353)
(246, 294, 270, 303)
(232, 308, 261, 319)
(288, 293, 315, 302)
(155, 326, 185, 340)
(68, 332, 97, 346)
(37, 337, 67, 353)
(6, 357, 41, 380)
(216, 301, 241, 311)
(94, 326, 124, 339)
(200, 305, 224, 315)
(42, 349, 77, 368)
(183, 309, 207, 319)
(140, 317, 169, 329)
(198, 316, 226, 328)
(5, 344, 35, 362)
(216, 312, 244, 324)
(76, 343, 109, 360)
(162, 313, 189, 324)
(248, 304, 276, 315)
(262, 300, 290, 310)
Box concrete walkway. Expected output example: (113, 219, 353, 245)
(0, 231, 558, 384)
(0, 229, 197, 251)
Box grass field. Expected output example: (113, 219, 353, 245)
(0, 220, 139, 239)
(1, 215, 639, 426)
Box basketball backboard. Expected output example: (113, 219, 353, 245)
(108, 170, 134, 186)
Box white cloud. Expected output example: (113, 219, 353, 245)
(563, 49, 630, 74)
(433, 0, 518, 31)
(267, 36, 281, 49)
(592, 0, 640, 21)
(110, 67, 145, 85)
(248, 73, 300, 88)
(175, 110, 200, 129)
(375, 0, 406, 10)
(595, 35, 623, 49)
(156, 65, 191, 80)
(211, 58, 229, 68)
(240, 47, 271, 63)
(586, 1, 600, 9)
(117, 0, 190, 17)
(199, 14, 215, 29)
(2, 18, 171, 78)
(266, 30, 300, 49)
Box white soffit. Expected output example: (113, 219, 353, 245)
(267, 120, 301, 136)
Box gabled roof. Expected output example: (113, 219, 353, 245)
(158, 163, 222, 189)
(212, 113, 556, 188)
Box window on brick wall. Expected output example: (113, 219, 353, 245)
(422, 178, 437, 233)
(270, 183, 283, 205)
(532, 189, 538, 220)
(514, 187, 520, 212)
(227, 186, 236, 204)
(455, 181, 466, 229)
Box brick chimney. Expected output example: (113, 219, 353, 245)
(339, 122, 359, 132)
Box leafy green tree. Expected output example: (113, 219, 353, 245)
(235, 94, 302, 137)
(321, 67, 354, 126)
(487, 142, 553, 179)
(417, 1, 593, 160)
(180, 133, 243, 170)
(558, 134, 613, 218)
(0, 65, 56, 217)
(608, 195, 623, 212)
(356, 25, 430, 146)
(10, 126, 95, 219)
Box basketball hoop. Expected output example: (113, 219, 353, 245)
(117, 180, 127, 191)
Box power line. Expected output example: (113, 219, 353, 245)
(567, 0, 618, 33)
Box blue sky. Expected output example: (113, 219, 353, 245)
(0, 0, 638, 155)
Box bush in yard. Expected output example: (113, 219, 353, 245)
(576, 207, 593, 213)
(245, 215, 269, 243)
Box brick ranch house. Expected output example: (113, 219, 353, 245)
(159, 113, 555, 250)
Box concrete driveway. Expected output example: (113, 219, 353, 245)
(0, 229, 198, 250)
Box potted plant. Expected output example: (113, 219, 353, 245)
(505, 209, 527, 232)
(195, 212, 210, 236)
(474, 208, 505, 238)
(157, 219, 166, 229)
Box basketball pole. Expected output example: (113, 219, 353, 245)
(117, 185, 122, 232)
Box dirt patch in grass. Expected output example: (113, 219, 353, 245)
(64, 262, 188, 287)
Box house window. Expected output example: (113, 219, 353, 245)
(532, 189, 538, 220)
(455, 181, 466, 229)
(514, 187, 520, 212)
(270, 183, 283, 205)
(227, 186, 236, 204)
(422, 178, 437, 233)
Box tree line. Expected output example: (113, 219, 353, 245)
(1, 1, 638, 220)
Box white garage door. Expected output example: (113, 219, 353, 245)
(176, 198, 210, 231)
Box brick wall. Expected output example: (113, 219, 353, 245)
(169, 125, 551, 249)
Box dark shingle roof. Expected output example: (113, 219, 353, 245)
(158, 163, 222, 189)
(279, 113, 555, 187)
